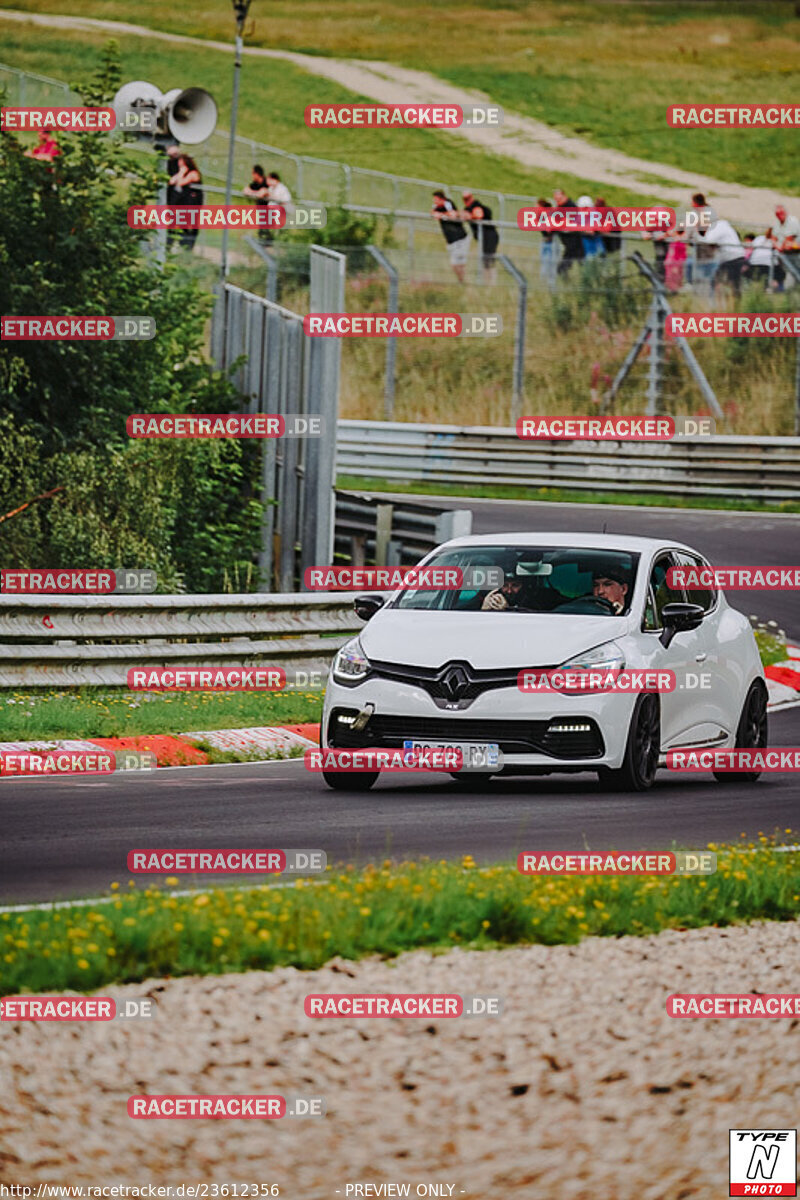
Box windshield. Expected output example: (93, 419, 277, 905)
(391, 545, 639, 615)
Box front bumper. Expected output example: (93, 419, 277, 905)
(322, 675, 638, 771)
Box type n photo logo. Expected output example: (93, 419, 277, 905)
(729, 1130, 796, 1196)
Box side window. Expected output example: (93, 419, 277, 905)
(643, 554, 684, 630)
(673, 551, 715, 613)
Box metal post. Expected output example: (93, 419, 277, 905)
(367, 245, 398, 420)
(221, 3, 251, 281)
(795, 336, 800, 437)
(499, 255, 527, 424)
(407, 219, 415, 275)
(245, 235, 278, 301)
(645, 293, 664, 417)
(375, 504, 393, 565)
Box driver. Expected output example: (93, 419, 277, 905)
(481, 577, 525, 611)
(591, 568, 629, 614)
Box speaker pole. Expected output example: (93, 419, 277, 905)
(221, 0, 253, 282)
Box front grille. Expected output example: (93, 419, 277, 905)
(328, 709, 605, 759)
(370, 658, 549, 710)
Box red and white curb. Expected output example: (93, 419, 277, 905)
(0, 724, 320, 775)
(765, 643, 800, 710)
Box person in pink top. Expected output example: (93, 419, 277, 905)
(26, 128, 61, 162)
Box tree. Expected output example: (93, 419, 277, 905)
(0, 46, 264, 591)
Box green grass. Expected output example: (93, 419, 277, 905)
(754, 624, 791, 667)
(0, 687, 323, 740)
(3, 839, 800, 995)
(337, 474, 800, 515)
(1, 0, 798, 194)
(0, 21, 657, 206)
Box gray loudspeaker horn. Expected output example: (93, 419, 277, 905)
(164, 87, 218, 145)
(111, 80, 164, 137)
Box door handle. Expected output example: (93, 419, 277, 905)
(695, 652, 708, 662)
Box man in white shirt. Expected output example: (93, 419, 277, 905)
(700, 217, 745, 294)
(771, 206, 800, 251)
(266, 171, 294, 225)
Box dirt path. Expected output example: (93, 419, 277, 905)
(1, 8, 793, 225)
(3, 919, 800, 1196)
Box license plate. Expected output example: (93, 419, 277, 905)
(402, 739, 500, 770)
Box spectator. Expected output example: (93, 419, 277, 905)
(165, 145, 183, 246)
(25, 127, 61, 163)
(686, 192, 716, 288)
(243, 164, 272, 242)
(432, 190, 469, 282)
(701, 214, 746, 296)
(741, 230, 777, 288)
(266, 171, 294, 227)
(553, 187, 585, 277)
(538, 197, 557, 288)
(664, 224, 688, 293)
(595, 197, 621, 255)
(771, 205, 800, 254)
(460, 191, 499, 283)
(171, 153, 203, 251)
(577, 194, 603, 258)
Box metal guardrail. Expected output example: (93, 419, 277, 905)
(0, 594, 361, 687)
(0, 494, 468, 685)
(336, 420, 800, 502)
(335, 491, 472, 566)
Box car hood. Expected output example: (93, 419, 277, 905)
(360, 609, 630, 669)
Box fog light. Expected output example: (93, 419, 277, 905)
(548, 723, 592, 733)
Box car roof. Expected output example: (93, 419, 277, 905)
(438, 532, 700, 555)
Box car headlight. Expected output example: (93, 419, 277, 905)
(559, 640, 625, 672)
(332, 637, 370, 684)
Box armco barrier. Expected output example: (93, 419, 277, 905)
(336, 421, 800, 502)
(0, 594, 362, 687)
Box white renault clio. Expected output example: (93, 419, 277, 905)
(321, 534, 767, 793)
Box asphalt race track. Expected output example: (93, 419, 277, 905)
(2, 500, 798, 905)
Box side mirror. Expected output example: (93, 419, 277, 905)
(354, 594, 385, 622)
(659, 601, 705, 648)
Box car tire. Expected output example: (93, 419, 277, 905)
(713, 679, 768, 785)
(322, 770, 379, 792)
(597, 693, 660, 793)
